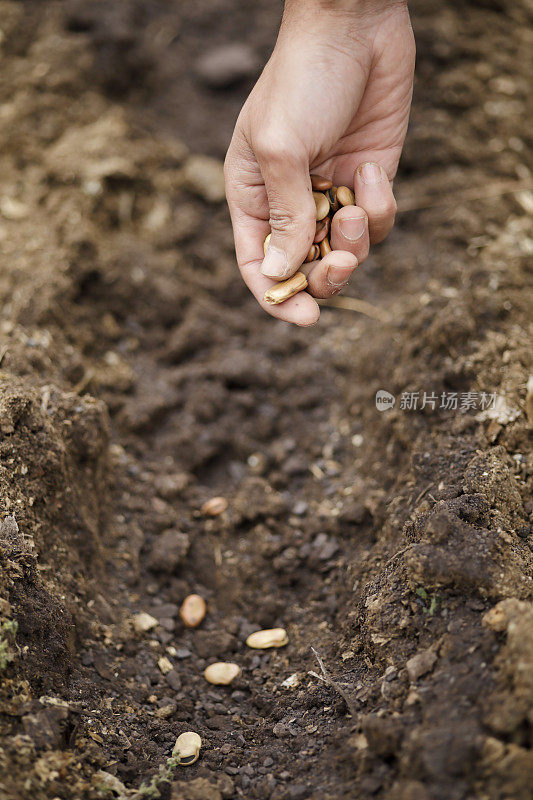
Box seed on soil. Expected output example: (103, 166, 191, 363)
(204, 662, 242, 685)
(263, 232, 271, 255)
(133, 612, 159, 634)
(304, 244, 320, 263)
(246, 628, 289, 649)
(173, 731, 202, 765)
(319, 237, 332, 258)
(310, 174, 333, 191)
(336, 186, 355, 207)
(264, 272, 308, 306)
(313, 191, 330, 221)
(180, 594, 207, 628)
(201, 496, 228, 516)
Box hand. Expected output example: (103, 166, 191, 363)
(224, 0, 415, 325)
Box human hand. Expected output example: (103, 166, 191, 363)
(224, 0, 415, 325)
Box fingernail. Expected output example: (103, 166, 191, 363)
(261, 245, 290, 278)
(339, 214, 366, 242)
(358, 162, 386, 185)
(327, 264, 354, 287)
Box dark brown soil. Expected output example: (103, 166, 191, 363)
(0, 1, 532, 799)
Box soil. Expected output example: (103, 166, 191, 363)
(0, 1, 532, 799)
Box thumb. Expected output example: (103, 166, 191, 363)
(257, 148, 316, 280)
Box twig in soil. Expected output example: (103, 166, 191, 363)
(318, 295, 391, 322)
(397, 177, 533, 213)
(311, 646, 358, 719)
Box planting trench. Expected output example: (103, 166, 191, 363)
(0, 1, 531, 799)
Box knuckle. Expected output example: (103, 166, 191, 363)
(269, 211, 299, 234)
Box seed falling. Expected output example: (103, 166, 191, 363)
(201, 496, 228, 516)
(172, 731, 202, 765)
(180, 594, 207, 628)
(264, 272, 308, 306)
(246, 628, 289, 649)
(204, 662, 242, 685)
(313, 191, 330, 221)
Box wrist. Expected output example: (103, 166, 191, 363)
(280, 0, 407, 43)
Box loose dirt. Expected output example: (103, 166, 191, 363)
(0, 1, 531, 799)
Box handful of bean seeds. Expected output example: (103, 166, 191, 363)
(263, 174, 355, 305)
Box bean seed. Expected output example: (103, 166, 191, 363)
(204, 662, 242, 685)
(246, 628, 289, 649)
(314, 218, 329, 244)
(304, 244, 320, 263)
(263, 272, 308, 306)
(201, 496, 228, 516)
(180, 593, 207, 628)
(327, 186, 339, 213)
(173, 731, 202, 765)
(313, 191, 330, 221)
(263, 233, 271, 255)
(310, 174, 332, 191)
(336, 185, 355, 207)
(319, 237, 332, 258)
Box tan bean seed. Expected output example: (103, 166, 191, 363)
(319, 237, 332, 258)
(204, 662, 242, 685)
(246, 628, 289, 649)
(173, 731, 202, 765)
(180, 594, 207, 628)
(336, 186, 355, 207)
(313, 191, 330, 221)
(263, 272, 308, 306)
(201, 496, 228, 516)
(263, 233, 271, 255)
(304, 244, 320, 263)
(310, 174, 333, 191)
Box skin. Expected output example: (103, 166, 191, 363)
(224, 0, 415, 325)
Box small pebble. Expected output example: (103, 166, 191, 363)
(158, 656, 173, 675)
(133, 612, 159, 634)
(195, 43, 258, 89)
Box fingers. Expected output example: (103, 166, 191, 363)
(226, 203, 320, 326)
(306, 250, 358, 299)
(330, 205, 370, 263)
(256, 145, 316, 280)
(353, 162, 397, 244)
